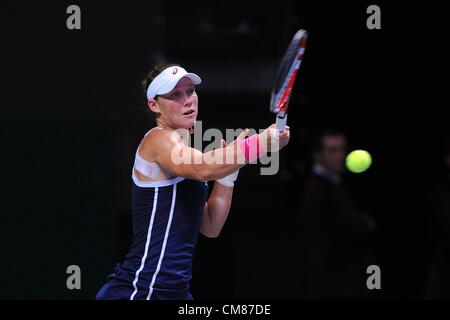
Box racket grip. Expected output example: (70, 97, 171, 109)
(276, 112, 287, 132)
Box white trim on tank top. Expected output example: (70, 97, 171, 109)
(134, 127, 162, 179)
(132, 166, 185, 187)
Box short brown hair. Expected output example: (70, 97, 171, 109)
(141, 63, 180, 101)
(140, 63, 179, 122)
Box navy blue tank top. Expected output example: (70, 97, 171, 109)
(96, 135, 208, 300)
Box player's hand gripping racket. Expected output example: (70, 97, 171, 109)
(270, 29, 308, 132)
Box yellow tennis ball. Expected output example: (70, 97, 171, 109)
(346, 150, 372, 173)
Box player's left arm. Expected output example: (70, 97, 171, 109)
(200, 181, 234, 238)
(200, 139, 237, 238)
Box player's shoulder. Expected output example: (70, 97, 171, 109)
(146, 127, 181, 144)
(140, 127, 181, 155)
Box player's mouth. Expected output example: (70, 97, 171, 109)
(182, 109, 195, 117)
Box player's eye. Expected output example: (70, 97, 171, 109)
(186, 88, 195, 96)
(170, 91, 181, 99)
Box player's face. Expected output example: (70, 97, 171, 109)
(318, 134, 347, 174)
(155, 77, 198, 129)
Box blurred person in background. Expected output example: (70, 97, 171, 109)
(297, 128, 376, 299)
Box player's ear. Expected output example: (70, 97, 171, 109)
(148, 99, 160, 113)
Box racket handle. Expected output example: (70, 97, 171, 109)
(276, 112, 287, 132)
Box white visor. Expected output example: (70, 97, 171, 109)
(146, 66, 202, 100)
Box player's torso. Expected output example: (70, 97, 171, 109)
(117, 177, 208, 291)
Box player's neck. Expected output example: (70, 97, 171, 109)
(156, 121, 191, 145)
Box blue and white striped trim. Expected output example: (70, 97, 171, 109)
(146, 183, 177, 300)
(130, 187, 159, 300)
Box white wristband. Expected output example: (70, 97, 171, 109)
(216, 170, 239, 188)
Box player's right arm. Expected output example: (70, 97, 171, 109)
(142, 125, 290, 181)
(145, 129, 245, 181)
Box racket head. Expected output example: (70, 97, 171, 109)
(270, 29, 308, 114)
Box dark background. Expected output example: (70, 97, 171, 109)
(0, 1, 446, 299)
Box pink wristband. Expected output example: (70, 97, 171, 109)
(239, 134, 262, 163)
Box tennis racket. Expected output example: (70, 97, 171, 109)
(270, 29, 308, 132)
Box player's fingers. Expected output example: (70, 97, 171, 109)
(221, 139, 227, 148)
(236, 129, 249, 141)
(281, 127, 290, 135)
(278, 131, 290, 143)
(269, 128, 279, 140)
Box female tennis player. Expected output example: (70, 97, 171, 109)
(96, 64, 290, 300)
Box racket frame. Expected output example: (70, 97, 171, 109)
(271, 30, 307, 131)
